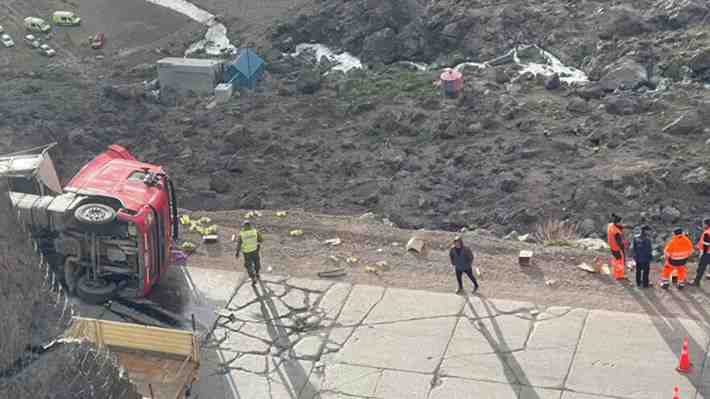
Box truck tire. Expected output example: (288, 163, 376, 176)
(76, 274, 118, 304)
(74, 203, 116, 225)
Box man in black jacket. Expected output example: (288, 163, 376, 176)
(450, 236, 479, 294)
(631, 225, 653, 288)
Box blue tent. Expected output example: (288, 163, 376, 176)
(224, 48, 265, 89)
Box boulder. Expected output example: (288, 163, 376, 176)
(209, 173, 232, 194)
(599, 58, 648, 91)
(544, 74, 561, 90)
(567, 97, 591, 114)
(662, 112, 702, 135)
(577, 84, 605, 100)
(600, 8, 651, 39)
(579, 218, 597, 237)
(689, 48, 710, 73)
(362, 28, 398, 64)
(661, 206, 681, 223)
(604, 95, 641, 115)
(500, 177, 520, 193)
(297, 68, 322, 94)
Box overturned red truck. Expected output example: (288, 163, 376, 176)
(2, 144, 178, 303)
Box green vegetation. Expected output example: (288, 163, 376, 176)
(338, 69, 437, 104)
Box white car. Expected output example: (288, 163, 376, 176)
(1, 34, 14, 48)
(40, 43, 56, 57)
(24, 34, 40, 49)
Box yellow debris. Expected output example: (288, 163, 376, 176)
(289, 229, 304, 237)
(276, 211, 288, 217)
(180, 241, 197, 253)
(345, 256, 359, 264)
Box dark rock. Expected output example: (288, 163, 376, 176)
(544, 74, 561, 90)
(567, 97, 591, 114)
(661, 206, 681, 223)
(577, 84, 605, 100)
(662, 112, 702, 135)
(600, 7, 651, 39)
(209, 173, 232, 194)
(579, 218, 597, 237)
(689, 48, 710, 73)
(500, 177, 520, 193)
(599, 57, 648, 91)
(297, 68, 322, 94)
(362, 28, 398, 64)
(495, 68, 511, 84)
(604, 96, 641, 115)
(652, 0, 710, 29)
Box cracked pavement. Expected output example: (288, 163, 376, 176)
(180, 267, 710, 399)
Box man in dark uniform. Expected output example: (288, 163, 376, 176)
(449, 236, 479, 294)
(693, 217, 710, 286)
(631, 225, 653, 288)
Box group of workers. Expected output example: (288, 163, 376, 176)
(607, 213, 710, 289)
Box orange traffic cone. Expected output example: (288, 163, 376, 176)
(673, 386, 680, 399)
(677, 337, 692, 373)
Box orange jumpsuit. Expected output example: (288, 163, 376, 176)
(662, 234, 694, 284)
(607, 223, 628, 279)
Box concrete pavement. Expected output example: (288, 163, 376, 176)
(180, 267, 710, 399)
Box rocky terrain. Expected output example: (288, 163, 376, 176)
(0, 180, 139, 398)
(2, 0, 710, 242)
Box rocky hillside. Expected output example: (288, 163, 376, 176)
(2, 0, 710, 241)
(0, 182, 139, 399)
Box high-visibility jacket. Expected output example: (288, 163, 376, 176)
(697, 228, 710, 254)
(607, 223, 625, 252)
(665, 235, 693, 263)
(240, 229, 259, 254)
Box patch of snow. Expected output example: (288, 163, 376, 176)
(145, 0, 235, 56)
(291, 43, 362, 73)
(514, 46, 588, 84)
(454, 62, 487, 72)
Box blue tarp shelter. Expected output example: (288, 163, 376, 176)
(224, 48, 265, 89)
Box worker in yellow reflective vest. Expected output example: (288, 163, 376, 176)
(236, 220, 264, 285)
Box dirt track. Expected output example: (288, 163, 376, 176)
(170, 209, 710, 322)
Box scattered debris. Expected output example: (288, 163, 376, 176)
(545, 279, 558, 286)
(323, 238, 342, 246)
(530, 309, 540, 316)
(318, 268, 347, 278)
(391, 242, 400, 247)
(180, 241, 197, 253)
(406, 237, 428, 254)
(276, 211, 288, 217)
(289, 229, 304, 237)
(376, 248, 384, 253)
(375, 261, 390, 271)
(475, 267, 482, 278)
(518, 250, 533, 267)
(345, 256, 359, 264)
(245, 210, 262, 218)
(231, 234, 236, 242)
(365, 266, 379, 274)
(202, 234, 219, 243)
(359, 212, 376, 219)
(574, 238, 609, 251)
(518, 234, 534, 243)
(576, 262, 598, 273)
(382, 218, 395, 227)
(504, 231, 520, 241)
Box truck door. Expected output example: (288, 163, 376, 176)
(148, 206, 165, 285)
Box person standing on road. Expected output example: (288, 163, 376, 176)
(235, 220, 263, 286)
(661, 227, 694, 290)
(631, 225, 653, 288)
(449, 236, 479, 294)
(607, 214, 629, 280)
(692, 217, 710, 286)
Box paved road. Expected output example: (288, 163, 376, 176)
(179, 266, 710, 399)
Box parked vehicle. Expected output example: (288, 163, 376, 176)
(24, 34, 40, 49)
(91, 32, 104, 49)
(52, 11, 81, 26)
(2, 144, 179, 304)
(1, 33, 14, 47)
(39, 43, 56, 57)
(24, 17, 51, 33)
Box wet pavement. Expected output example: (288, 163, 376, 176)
(178, 267, 710, 399)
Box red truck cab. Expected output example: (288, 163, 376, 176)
(4, 144, 178, 303)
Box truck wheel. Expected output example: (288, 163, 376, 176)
(74, 203, 116, 225)
(76, 274, 118, 304)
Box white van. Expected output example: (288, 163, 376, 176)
(24, 17, 51, 33)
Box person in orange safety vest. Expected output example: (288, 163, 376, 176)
(661, 227, 694, 290)
(607, 214, 629, 280)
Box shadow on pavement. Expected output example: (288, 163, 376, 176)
(465, 296, 541, 399)
(254, 280, 317, 399)
(624, 285, 704, 393)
